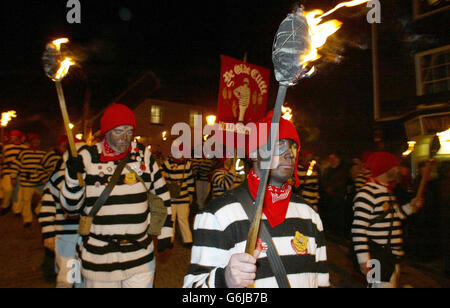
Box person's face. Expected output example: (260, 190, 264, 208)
(255, 139, 297, 187)
(106, 125, 134, 153)
(58, 141, 68, 154)
(386, 166, 399, 182)
(31, 138, 41, 149)
(10, 135, 20, 144)
(328, 154, 340, 167)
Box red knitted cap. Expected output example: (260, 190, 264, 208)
(248, 111, 300, 154)
(9, 130, 24, 138)
(57, 135, 68, 145)
(366, 152, 400, 177)
(27, 133, 41, 142)
(100, 103, 137, 135)
(248, 111, 301, 187)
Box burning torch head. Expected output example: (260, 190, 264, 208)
(42, 38, 75, 81)
(272, 6, 312, 86)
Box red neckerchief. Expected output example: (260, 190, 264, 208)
(369, 177, 395, 193)
(247, 168, 292, 228)
(100, 139, 131, 163)
(171, 157, 187, 164)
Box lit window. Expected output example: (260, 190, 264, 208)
(415, 45, 450, 96)
(151, 105, 162, 124)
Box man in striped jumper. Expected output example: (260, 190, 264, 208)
(191, 156, 216, 211)
(184, 112, 329, 288)
(61, 103, 172, 288)
(296, 151, 320, 212)
(10, 133, 46, 227)
(38, 143, 88, 288)
(39, 135, 68, 184)
(352, 152, 423, 288)
(0, 130, 28, 216)
(161, 154, 195, 246)
(211, 158, 242, 199)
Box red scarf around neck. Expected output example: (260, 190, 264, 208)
(247, 168, 292, 228)
(100, 139, 131, 163)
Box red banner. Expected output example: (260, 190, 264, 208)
(217, 55, 270, 125)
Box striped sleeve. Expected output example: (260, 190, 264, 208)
(186, 162, 195, 197)
(297, 166, 320, 207)
(39, 150, 62, 183)
(38, 184, 58, 239)
(9, 151, 22, 180)
(183, 203, 233, 288)
(60, 150, 87, 215)
(147, 151, 173, 250)
(351, 188, 374, 264)
(211, 169, 234, 198)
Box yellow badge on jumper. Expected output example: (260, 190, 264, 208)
(382, 202, 390, 213)
(291, 231, 309, 255)
(124, 172, 137, 185)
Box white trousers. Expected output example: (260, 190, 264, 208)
(13, 186, 41, 223)
(1, 175, 15, 209)
(171, 203, 193, 244)
(84, 271, 154, 288)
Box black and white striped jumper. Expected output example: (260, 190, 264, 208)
(39, 149, 63, 184)
(354, 169, 371, 192)
(352, 182, 417, 265)
(1, 143, 28, 177)
(211, 168, 242, 199)
(59, 141, 172, 282)
(297, 164, 320, 209)
(191, 158, 216, 182)
(161, 157, 195, 205)
(38, 158, 81, 240)
(11, 148, 46, 187)
(183, 184, 330, 288)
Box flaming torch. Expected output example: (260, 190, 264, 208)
(245, 1, 370, 287)
(1, 110, 17, 146)
(43, 38, 84, 186)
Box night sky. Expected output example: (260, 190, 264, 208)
(0, 0, 422, 158)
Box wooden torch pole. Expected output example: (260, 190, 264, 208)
(55, 81, 85, 186)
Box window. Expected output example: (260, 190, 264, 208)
(415, 45, 450, 96)
(151, 105, 163, 124)
(413, 0, 450, 20)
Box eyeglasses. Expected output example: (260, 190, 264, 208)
(274, 139, 298, 158)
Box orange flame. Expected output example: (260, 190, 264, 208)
(300, 0, 369, 69)
(52, 38, 69, 51)
(1, 111, 17, 127)
(54, 57, 75, 81)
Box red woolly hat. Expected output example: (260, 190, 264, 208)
(9, 130, 24, 138)
(366, 152, 400, 177)
(57, 135, 68, 145)
(27, 133, 41, 142)
(248, 111, 300, 154)
(100, 103, 137, 135)
(248, 111, 301, 187)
